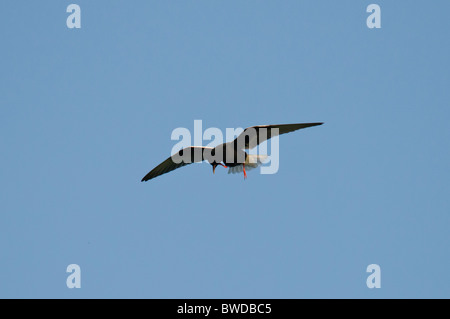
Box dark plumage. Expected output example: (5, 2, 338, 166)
(141, 122, 323, 181)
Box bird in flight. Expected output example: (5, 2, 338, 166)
(141, 122, 323, 182)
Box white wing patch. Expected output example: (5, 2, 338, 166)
(228, 155, 268, 174)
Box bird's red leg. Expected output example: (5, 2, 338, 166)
(243, 164, 247, 179)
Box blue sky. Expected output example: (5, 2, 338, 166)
(1, 1, 449, 298)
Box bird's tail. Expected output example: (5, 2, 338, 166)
(228, 155, 268, 174)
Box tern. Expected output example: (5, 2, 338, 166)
(141, 122, 323, 182)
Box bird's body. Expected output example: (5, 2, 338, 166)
(209, 142, 248, 167)
(141, 122, 323, 182)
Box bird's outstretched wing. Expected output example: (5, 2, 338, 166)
(234, 122, 323, 150)
(141, 146, 213, 182)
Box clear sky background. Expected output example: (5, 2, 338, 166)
(1, 1, 449, 298)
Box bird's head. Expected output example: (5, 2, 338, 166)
(211, 162, 228, 174)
